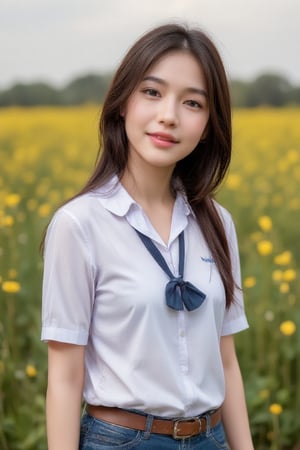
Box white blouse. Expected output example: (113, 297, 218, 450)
(41, 177, 248, 417)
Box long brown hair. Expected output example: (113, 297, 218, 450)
(44, 23, 235, 306)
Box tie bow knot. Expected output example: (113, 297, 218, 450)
(173, 276, 184, 287)
(135, 229, 206, 312)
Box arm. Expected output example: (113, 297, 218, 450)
(46, 341, 85, 450)
(220, 335, 254, 450)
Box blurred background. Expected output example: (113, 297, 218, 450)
(0, 1, 299, 449)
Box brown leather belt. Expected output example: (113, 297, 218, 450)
(86, 405, 221, 439)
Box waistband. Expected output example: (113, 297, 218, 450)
(86, 405, 221, 440)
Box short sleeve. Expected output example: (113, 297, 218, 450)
(221, 212, 249, 336)
(41, 209, 95, 345)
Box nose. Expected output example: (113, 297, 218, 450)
(156, 97, 178, 127)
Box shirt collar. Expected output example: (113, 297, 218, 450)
(94, 176, 194, 246)
(94, 175, 136, 217)
(95, 175, 193, 216)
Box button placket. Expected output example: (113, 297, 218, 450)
(178, 311, 188, 373)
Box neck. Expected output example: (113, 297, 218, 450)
(121, 157, 176, 244)
(121, 161, 175, 206)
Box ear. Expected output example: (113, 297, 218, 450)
(120, 105, 126, 118)
(200, 123, 209, 142)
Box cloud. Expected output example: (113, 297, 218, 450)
(0, 0, 299, 87)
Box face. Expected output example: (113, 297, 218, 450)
(123, 50, 209, 173)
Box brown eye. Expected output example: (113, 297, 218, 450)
(142, 88, 160, 97)
(184, 100, 202, 109)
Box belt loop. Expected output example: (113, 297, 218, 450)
(143, 414, 154, 439)
(205, 413, 211, 436)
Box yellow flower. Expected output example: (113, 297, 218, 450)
(258, 215, 272, 232)
(25, 364, 37, 378)
(243, 277, 256, 288)
(287, 149, 299, 163)
(48, 189, 61, 204)
(5, 193, 21, 207)
(225, 173, 242, 190)
(257, 240, 273, 256)
(2, 280, 21, 293)
(290, 199, 300, 210)
(269, 403, 283, 415)
(2, 215, 14, 227)
(38, 203, 51, 218)
(272, 270, 283, 282)
(279, 282, 290, 294)
(282, 269, 296, 282)
(280, 320, 296, 336)
(274, 251, 292, 266)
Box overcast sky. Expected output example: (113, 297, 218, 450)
(1, 0, 299, 89)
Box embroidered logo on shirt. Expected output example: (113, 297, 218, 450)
(201, 256, 215, 282)
(201, 256, 215, 263)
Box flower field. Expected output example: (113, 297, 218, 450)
(0, 106, 299, 449)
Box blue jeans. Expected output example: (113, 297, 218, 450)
(79, 413, 228, 449)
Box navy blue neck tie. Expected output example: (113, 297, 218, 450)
(135, 230, 206, 311)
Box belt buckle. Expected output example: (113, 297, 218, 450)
(172, 416, 202, 440)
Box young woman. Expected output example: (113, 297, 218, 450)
(41, 23, 254, 449)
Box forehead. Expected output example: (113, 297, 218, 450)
(143, 50, 206, 87)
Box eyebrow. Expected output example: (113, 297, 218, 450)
(142, 75, 208, 98)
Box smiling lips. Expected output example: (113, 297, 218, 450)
(147, 132, 179, 148)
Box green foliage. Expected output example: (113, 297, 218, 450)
(245, 73, 292, 107)
(61, 73, 112, 105)
(1, 71, 300, 107)
(0, 82, 62, 107)
(287, 86, 300, 105)
(229, 79, 249, 107)
(0, 73, 112, 107)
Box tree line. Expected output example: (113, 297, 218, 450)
(0, 72, 300, 107)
